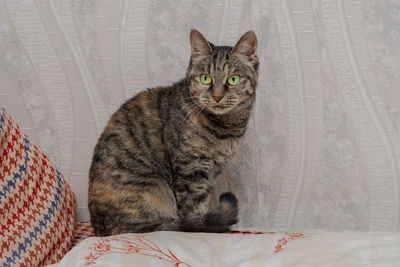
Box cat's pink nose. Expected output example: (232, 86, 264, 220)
(212, 95, 224, 103)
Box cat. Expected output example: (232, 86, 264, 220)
(88, 29, 259, 236)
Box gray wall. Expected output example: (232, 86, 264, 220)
(1, 0, 400, 231)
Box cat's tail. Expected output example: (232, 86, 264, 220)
(179, 192, 239, 233)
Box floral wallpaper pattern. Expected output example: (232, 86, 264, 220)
(1, 0, 400, 231)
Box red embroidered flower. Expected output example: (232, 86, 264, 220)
(84, 236, 190, 266)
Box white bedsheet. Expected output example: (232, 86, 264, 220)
(52, 231, 400, 266)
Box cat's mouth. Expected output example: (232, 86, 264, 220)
(206, 104, 234, 114)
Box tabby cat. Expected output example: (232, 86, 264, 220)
(89, 29, 259, 236)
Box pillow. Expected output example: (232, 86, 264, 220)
(0, 106, 77, 266)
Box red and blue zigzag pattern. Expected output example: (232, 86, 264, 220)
(0, 107, 76, 266)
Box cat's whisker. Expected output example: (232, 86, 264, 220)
(183, 107, 201, 121)
(239, 109, 249, 121)
(236, 104, 251, 115)
(196, 106, 206, 116)
(233, 108, 244, 122)
(232, 106, 249, 122)
(183, 104, 204, 123)
(182, 96, 196, 102)
(232, 106, 243, 119)
(185, 105, 206, 135)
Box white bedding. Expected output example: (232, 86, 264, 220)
(51, 231, 400, 266)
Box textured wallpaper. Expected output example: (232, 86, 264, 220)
(1, 0, 400, 231)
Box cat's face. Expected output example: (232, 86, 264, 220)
(187, 30, 259, 115)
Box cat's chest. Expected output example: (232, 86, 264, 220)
(182, 123, 241, 160)
(172, 128, 240, 180)
(166, 112, 245, 178)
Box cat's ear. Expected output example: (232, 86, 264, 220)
(232, 31, 258, 64)
(190, 29, 213, 59)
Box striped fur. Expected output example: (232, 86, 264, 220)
(89, 29, 259, 236)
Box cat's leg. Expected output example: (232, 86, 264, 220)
(89, 177, 180, 235)
(174, 178, 239, 233)
(174, 178, 212, 217)
(90, 174, 238, 235)
(178, 192, 239, 233)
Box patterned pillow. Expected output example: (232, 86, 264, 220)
(0, 106, 77, 266)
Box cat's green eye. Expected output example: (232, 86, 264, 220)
(200, 73, 213, 85)
(227, 74, 241, 86)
